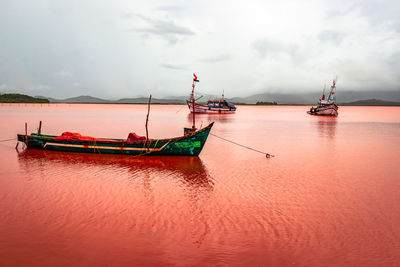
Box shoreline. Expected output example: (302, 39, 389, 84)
(1, 102, 400, 106)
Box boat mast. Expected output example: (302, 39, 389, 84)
(192, 79, 196, 130)
(319, 84, 326, 104)
(327, 77, 337, 103)
(192, 73, 199, 130)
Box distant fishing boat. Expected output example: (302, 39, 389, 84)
(187, 74, 236, 114)
(308, 79, 339, 116)
(17, 90, 214, 156)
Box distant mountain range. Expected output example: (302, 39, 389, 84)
(0, 90, 398, 105)
(32, 90, 400, 105)
(228, 90, 400, 105)
(37, 95, 186, 104)
(340, 99, 400, 106)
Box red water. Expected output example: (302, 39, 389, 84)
(0, 104, 399, 266)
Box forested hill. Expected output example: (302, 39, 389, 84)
(340, 99, 400, 106)
(0, 94, 49, 103)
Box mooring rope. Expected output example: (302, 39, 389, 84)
(0, 138, 17, 142)
(175, 105, 185, 114)
(210, 133, 274, 158)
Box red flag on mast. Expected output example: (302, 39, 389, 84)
(193, 73, 199, 82)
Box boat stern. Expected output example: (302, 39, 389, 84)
(17, 134, 47, 149)
(163, 122, 214, 156)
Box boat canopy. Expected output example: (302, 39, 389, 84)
(207, 99, 236, 108)
(226, 100, 236, 108)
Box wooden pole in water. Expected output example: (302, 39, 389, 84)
(38, 121, 42, 135)
(24, 122, 27, 146)
(145, 94, 152, 143)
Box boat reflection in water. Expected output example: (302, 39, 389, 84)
(17, 150, 214, 191)
(187, 112, 236, 126)
(314, 117, 338, 139)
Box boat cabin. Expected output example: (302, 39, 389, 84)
(207, 100, 236, 109)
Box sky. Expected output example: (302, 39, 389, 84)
(0, 0, 399, 99)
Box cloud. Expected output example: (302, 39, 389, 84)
(28, 84, 50, 91)
(153, 5, 184, 12)
(199, 54, 232, 63)
(126, 14, 194, 44)
(318, 30, 346, 45)
(57, 71, 73, 78)
(1, 0, 400, 98)
(160, 64, 187, 70)
(252, 38, 298, 59)
(356, 0, 400, 24)
(121, 13, 135, 19)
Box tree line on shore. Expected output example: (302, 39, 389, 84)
(0, 93, 49, 103)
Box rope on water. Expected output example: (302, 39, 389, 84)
(210, 133, 274, 158)
(175, 105, 185, 114)
(0, 138, 17, 142)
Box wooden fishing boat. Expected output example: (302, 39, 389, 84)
(17, 122, 213, 156)
(308, 78, 339, 116)
(187, 98, 237, 114)
(187, 74, 236, 114)
(17, 82, 214, 156)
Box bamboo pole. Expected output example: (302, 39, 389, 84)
(24, 122, 27, 146)
(38, 121, 42, 135)
(145, 94, 152, 149)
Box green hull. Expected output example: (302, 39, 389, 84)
(17, 123, 214, 156)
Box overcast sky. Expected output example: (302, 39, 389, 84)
(0, 0, 399, 98)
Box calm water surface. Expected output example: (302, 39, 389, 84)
(0, 104, 399, 266)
